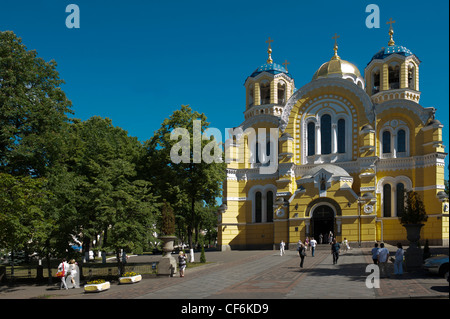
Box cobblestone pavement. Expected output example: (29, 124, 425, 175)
(0, 246, 448, 301)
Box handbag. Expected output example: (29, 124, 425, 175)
(56, 263, 65, 277)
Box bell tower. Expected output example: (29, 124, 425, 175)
(244, 38, 295, 120)
(365, 18, 421, 104)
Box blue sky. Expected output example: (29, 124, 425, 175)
(0, 0, 448, 179)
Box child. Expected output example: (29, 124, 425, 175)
(178, 251, 187, 277)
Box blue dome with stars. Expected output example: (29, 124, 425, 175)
(369, 44, 417, 64)
(249, 62, 292, 78)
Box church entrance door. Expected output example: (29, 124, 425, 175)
(311, 205, 335, 244)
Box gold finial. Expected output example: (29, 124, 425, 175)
(282, 59, 290, 72)
(266, 37, 273, 64)
(386, 18, 396, 46)
(332, 33, 340, 60)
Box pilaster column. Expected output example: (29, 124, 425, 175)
(315, 124, 321, 155)
(254, 82, 261, 106)
(332, 123, 337, 154)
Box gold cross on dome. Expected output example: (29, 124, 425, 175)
(282, 60, 290, 71)
(332, 33, 340, 46)
(266, 37, 274, 63)
(386, 18, 396, 30)
(266, 36, 273, 48)
(386, 18, 396, 46)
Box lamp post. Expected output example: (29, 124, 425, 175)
(218, 203, 227, 251)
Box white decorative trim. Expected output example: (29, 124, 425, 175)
(413, 185, 445, 192)
(376, 99, 434, 124)
(280, 77, 374, 132)
(224, 197, 248, 201)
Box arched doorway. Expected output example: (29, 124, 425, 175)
(311, 205, 335, 243)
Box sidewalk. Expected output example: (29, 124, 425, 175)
(0, 247, 448, 300)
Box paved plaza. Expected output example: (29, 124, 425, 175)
(0, 245, 448, 302)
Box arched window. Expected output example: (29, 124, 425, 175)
(372, 70, 380, 94)
(382, 131, 391, 154)
(408, 63, 415, 90)
(266, 191, 273, 222)
(389, 65, 400, 90)
(307, 122, 315, 156)
(397, 129, 406, 153)
(321, 114, 331, 155)
(248, 85, 254, 107)
(277, 82, 286, 105)
(337, 119, 345, 153)
(396, 183, 405, 217)
(320, 177, 326, 191)
(255, 141, 260, 164)
(254, 137, 271, 165)
(260, 80, 270, 105)
(383, 184, 392, 217)
(255, 192, 262, 223)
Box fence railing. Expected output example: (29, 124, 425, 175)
(0, 262, 159, 283)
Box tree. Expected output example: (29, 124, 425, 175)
(0, 31, 73, 177)
(0, 173, 52, 276)
(160, 201, 176, 236)
(142, 105, 226, 260)
(57, 117, 159, 271)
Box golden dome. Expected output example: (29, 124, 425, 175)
(312, 55, 362, 81)
(312, 37, 362, 84)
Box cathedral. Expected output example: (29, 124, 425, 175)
(218, 22, 448, 250)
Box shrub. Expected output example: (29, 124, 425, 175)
(400, 191, 428, 224)
(200, 246, 206, 263)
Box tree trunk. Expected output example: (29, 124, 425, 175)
(189, 197, 195, 262)
(82, 237, 90, 262)
(45, 239, 52, 284)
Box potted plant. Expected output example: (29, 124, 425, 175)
(119, 271, 142, 284)
(84, 279, 111, 293)
(399, 190, 428, 269)
(157, 201, 177, 276)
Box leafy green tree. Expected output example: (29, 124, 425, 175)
(142, 105, 226, 258)
(0, 173, 52, 275)
(0, 31, 73, 177)
(58, 117, 159, 271)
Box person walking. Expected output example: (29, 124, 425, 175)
(319, 233, 323, 245)
(377, 243, 390, 278)
(305, 237, 310, 251)
(280, 240, 286, 256)
(57, 258, 69, 290)
(371, 243, 380, 264)
(331, 239, 340, 264)
(393, 243, 404, 276)
(296, 239, 303, 251)
(298, 243, 306, 268)
(342, 238, 350, 252)
(310, 237, 317, 257)
(67, 259, 79, 288)
(178, 251, 187, 277)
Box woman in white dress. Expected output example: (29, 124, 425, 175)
(67, 259, 78, 288)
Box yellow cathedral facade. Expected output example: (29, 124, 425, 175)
(218, 23, 448, 250)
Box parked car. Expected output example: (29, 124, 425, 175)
(423, 255, 449, 278)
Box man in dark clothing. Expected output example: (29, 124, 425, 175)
(331, 239, 340, 265)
